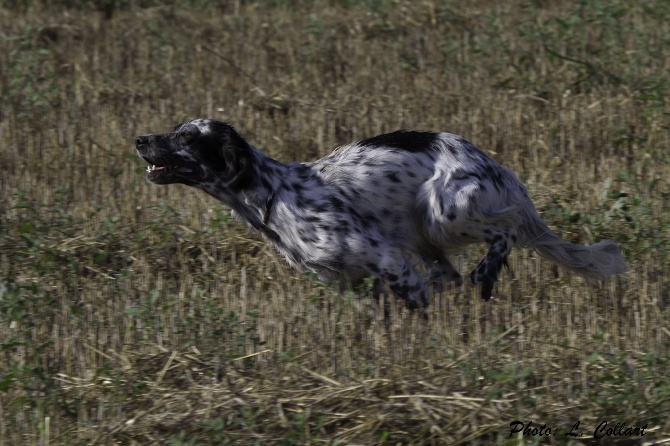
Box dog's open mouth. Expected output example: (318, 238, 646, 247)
(142, 160, 196, 184)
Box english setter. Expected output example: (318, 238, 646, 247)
(135, 119, 627, 311)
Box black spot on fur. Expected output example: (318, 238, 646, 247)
(296, 166, 311, 181)
(385, 171, 401, 183)
(335, 219, 350, 231)
(291, 182, 305, 192)
(330, 196, 346, 212)
(455, 136, 471, 147)
(451, 168, 482, 182)
(300, 232, 319, 244)
(346, 206, 359, 216)
(289, 249, 301, 263)
(484, 164, 505, 191)
(446, 204, 458, 221)
(296, 195, 316, 208)
(366, 263, 380, 273)
(386, 273, 399, 282)
(362, 213, 381, 224)
(489, 234, 503, 244)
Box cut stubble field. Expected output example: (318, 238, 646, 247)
(1, 1, 669, 444)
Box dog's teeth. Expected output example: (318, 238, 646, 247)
(152, 165, 156, 171)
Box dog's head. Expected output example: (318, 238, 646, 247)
(135, 119, 255, 190)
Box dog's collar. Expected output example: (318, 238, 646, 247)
(261, 192, 279, 240)
(263, 192, 275, 225)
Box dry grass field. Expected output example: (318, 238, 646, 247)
(1, 0, 669, 444)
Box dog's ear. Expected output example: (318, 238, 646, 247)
(214, 122, 255, 191)
(220, 141, 254, 190)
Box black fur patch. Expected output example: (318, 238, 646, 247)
(357, 131, 439, 153)
(385, 171, 401, 183)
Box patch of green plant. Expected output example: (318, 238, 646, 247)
(465, 0, 670, 101)
(589, 168, 669, 261)
(582, 352, 670, 420)
(0, 280, 74, 431)
(281, 409, 325, 445)
(168, 431, 205, 446)
(484, 362, 535, 400)
(2, 27, 62, 119)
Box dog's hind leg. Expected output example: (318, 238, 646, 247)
(469, 228, 516, 300)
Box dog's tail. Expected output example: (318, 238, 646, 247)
(517, 205, 628, 280)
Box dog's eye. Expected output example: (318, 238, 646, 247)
(179, 127, 200, 142)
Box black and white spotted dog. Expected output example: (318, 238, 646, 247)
(136, 119, 627, 310)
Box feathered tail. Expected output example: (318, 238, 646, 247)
(517, 205, 628, 280)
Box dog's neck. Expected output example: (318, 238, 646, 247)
(198, 147, 286, 239)
(246, 148, 286, 223)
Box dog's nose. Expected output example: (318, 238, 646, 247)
(135, 135, 149, 148)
